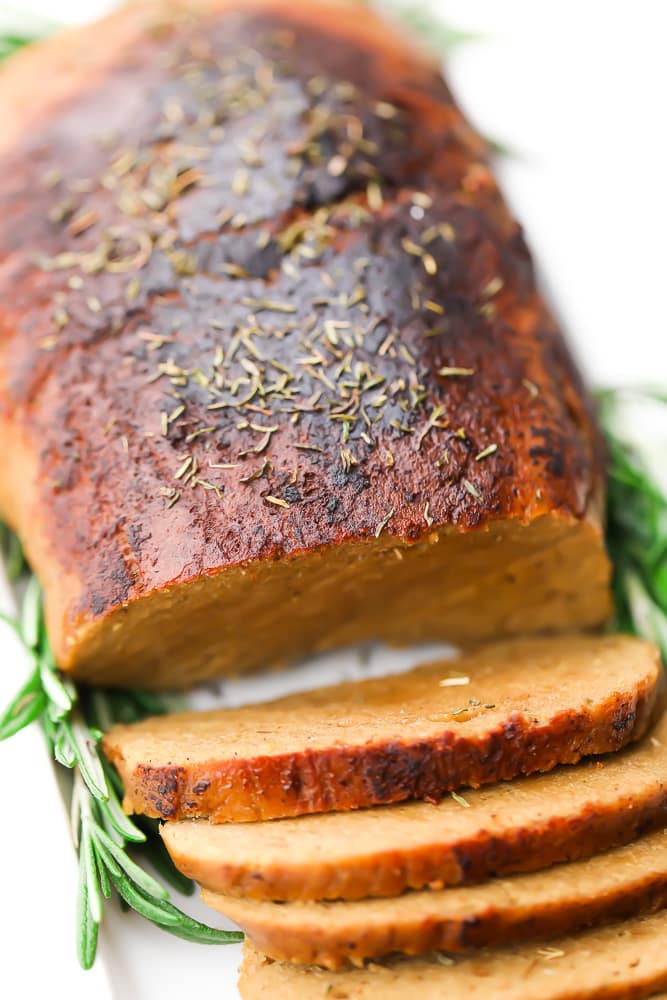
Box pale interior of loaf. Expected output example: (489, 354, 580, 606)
(62, 511, 609, 687)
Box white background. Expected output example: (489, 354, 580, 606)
(0, 2, 666, 999)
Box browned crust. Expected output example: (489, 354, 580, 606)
(104, 651, 661, 822)
(204, 829, 667, 968)
(161, 753, 667, 901)
(0, 0, 610, 686)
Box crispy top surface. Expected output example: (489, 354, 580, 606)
(104, 635, 658, 764)
(0, 0, 602, 623)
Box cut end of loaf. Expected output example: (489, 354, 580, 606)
(64, 513, 609, 689)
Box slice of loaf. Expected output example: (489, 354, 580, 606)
(103, 635, 661, 822)
(161, 712, 667, 900)
(238, 909, 667, 999)
(205, 828, 667, 967)
(0, 0, 610, 689)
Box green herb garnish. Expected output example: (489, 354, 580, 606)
(0, 32, 39, 60)
(598, 386, 667, 661)
(0, 578, 242, 968)
(0, 10, 58, 61)
(383, 0, 480, 54)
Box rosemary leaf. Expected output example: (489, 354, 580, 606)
(38, 655, 74, 716)
(106, 873, 182, 927)
(97, 790, 147, 845)
(81, 821, 104, 925)
(52, 724, 77, 768)
(624, 570, 667, 658)
(70, 769, 82, 848)
(110, 873, 243, 944)
(0, 681, 46, 741)
(98, 858, 111, 901)
(0, 526, 25, 581)
(67, 715, 109, 799)
(385, 0, 480, 54)
(0, 34, 36, 60)
(20, 575, 41, 648)
(93, 826, 169, 901)
(125, 689, 185, 717)
(76, 851, 99, 972)
(158, 910, 245, 947)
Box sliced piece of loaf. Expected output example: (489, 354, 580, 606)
(162, 711, 667, 901)
(205, 828, 667, 967)
(238, 909, 667, 999)
(104, 635, 661, 822)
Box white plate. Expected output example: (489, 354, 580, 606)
(1, 2, 666, 998)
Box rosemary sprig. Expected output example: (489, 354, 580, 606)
(597, 387, 667, 660)
(0, 11, 55, 61)
(0, 32, 35, 59)
(0, 577, 243, 968)
(0, 522, 25, 581)
(383, 0, 480, 54)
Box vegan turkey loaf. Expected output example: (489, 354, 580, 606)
(205, 828, 667, 967)
(0, 0, 610, 687)
(161, 709, 667, 900)
(103, 635, 661, 822)
(238, 911, 667, 1000)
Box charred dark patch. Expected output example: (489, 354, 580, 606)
(138, 764, 187, 820)
(612, 705, 637, 734)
